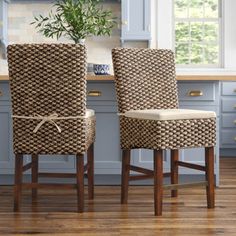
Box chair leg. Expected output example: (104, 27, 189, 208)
(154, 149, 163, 216)
(87, 143, 94, 200)
(205, 147, 215, 209)
(121, 149, 131, 204)
(14, 154, 23, 212)
(32, 154, 39, 201)
(76, 154, 84, 213)
(171, 149, 179, 197)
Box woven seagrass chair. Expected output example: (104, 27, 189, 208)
(112, 48, 216, 216)
(7, 44, 95, 212)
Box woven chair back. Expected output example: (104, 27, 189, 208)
(112, 48, 178, 113)
(8, 44, 87, 154)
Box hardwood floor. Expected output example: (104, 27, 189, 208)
(0, 158, 236, 236)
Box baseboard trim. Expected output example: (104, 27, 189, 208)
(0, 174, 205, 186)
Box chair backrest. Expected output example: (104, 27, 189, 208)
(112, 48, 179, 113)
(7, 44, 87, 154)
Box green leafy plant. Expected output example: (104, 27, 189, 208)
(31, 0, 116, 43)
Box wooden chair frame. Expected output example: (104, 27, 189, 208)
(14, 143, 94, 213)
(121, 147, 215, 216)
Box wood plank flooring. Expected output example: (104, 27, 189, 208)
(0, 158, 236, 236)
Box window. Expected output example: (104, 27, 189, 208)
(174, 0, 222, 67)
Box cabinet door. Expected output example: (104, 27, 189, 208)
(0, 105, 14, 173)
(87, 103, 121, 174)
(133, 149, 170, 173)
(121, 0, 151, 40)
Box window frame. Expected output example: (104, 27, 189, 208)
(172, 0, 223, 68)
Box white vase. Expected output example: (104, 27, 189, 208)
(79, 39, 85, 45)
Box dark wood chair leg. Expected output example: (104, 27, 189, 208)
(32, 154, 39, 201)
(87, 143, 94, 200)
(154, 149, 163, 216)
(14, 154, 23, 212)
(205, 147, 215, 209)
(121, 149, 131, 204)
(76, 154, 84, 213)
(171, 149, 179, 197)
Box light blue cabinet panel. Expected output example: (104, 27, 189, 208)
(88, 106, 122, 174)
(121, 0, 151, 43)
(222, 82, 236, 96)
(87, 82, 116, 101)
(0, 104, 14, 173)
(221, 130, 236, 146)
(0, 82, 10, 101)
(133, 149, 170, 173)
(221, 114, 236, 128)
(221, 98, 236, 113)
(37, 155, 75, 172)
(178, 82, 216, 102)
(219, 82, 236, 155)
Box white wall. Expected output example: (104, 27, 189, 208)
(223, 0, 236, 69)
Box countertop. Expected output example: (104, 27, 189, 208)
(1, 74, 236, 81)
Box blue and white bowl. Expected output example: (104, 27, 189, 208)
(93, 64, 110, 75)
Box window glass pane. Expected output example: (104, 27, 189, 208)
(174, 0, 220, 66)
(204, 44, 218, 64)
(189, 0, 204, 18)
(191, 43, 203, 64)
(176, 22, 189, 42)
(204, 22, 218, 42)
(175, 43, 190, 64)
(190, 22, 203, 42)
(175, 0, 188, 18)
(204, 0, 218, 18)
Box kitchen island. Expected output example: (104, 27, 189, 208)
(1, 74, 236, 185)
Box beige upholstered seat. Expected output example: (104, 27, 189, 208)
(112, 47, 216, 216)
(8, 44, 95, 213)
(122, 109, 216, 121)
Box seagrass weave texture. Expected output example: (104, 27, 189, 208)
(112, 48, 179, 113)
(8, 44, 95, 154)
(112, 48, 216, 149)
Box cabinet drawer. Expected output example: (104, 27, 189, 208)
(222, 82, 236, 96)
(0, 83, 10, 101)
(178, 82, 215, 101)
(87, 82, 116, 101)
(221, 130, 236, 145)
(222, 114, 236, 128)
(221, 99, 236, 112)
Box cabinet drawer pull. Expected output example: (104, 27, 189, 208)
(188, 90, 203, 97)
(0, 90, 2, 97)
(234, 89, 236, 93)
(87, 90, 102, 97)
(234, 137, 236, 142)
(234, 120, 236, 124)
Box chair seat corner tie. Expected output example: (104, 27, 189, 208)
(33, 113, 62, 133)
(12, 113, 88, 133)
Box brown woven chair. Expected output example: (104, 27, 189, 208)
(112, 48, 216, 216)
(7, 44, 95, 212)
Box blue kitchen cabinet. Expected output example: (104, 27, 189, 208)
(0, 81, 14, 174)
(121, 0, 151, 45)
(220, 81, 236, 156)
(0, 80, 220, 185)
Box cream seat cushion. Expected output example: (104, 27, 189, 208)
(123, 109, 216, 121)
(86, 109, 95, 118)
